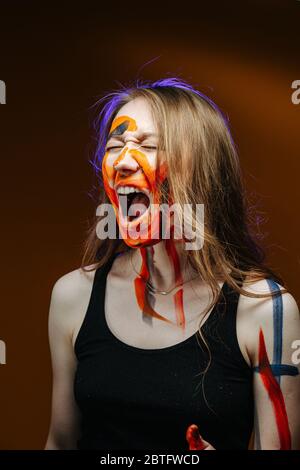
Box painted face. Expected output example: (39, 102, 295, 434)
(102, 98, 168, 248)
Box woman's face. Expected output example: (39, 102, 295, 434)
(102, 97, 168, 248)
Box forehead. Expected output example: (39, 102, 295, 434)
(113, 98, 157, 132)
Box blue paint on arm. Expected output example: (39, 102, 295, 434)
(266, 279, 283, 384)
(253, 363, 299, 376)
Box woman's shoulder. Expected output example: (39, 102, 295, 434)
(51, 264, 98, 307)
(48, 264, 98, 338)
(236, 276, 300, 366)
(237, 277, 299, 324)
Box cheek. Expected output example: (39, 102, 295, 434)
(144, 160, 167, 194)
(151, 151, 168, 186)
(157, 161, 168, 183)
(146, 153, 157, 169)
(102, 152, 116, 185)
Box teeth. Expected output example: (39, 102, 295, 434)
(117, 186, 143, 195)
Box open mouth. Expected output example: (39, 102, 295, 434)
(117, 187, 151, 222)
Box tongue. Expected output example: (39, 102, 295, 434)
(128, 193, 150, 220)
(131, 193, 149, 207)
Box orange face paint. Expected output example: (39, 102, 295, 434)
(108, 115, 137, 136)
(102, 115, 168, 248)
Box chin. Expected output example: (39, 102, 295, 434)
(122, 237, 162, 249)
(119, 221, 162, 249)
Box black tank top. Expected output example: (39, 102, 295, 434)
(74, 254, 254, 450)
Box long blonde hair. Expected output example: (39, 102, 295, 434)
(82, 77, 286, 298)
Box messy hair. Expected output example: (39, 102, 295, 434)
(82, 77, 285, 296)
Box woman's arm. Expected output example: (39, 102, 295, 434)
(187, 279, 300, 451)
(44, 273, 83, 450)
(244, 280, 300, 450)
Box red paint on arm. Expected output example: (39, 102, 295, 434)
(258, 328, 291, 450)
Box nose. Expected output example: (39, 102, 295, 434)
(113, 148, 140, 175)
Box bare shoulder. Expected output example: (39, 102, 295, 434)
(237, 277, 299, 325)
(236, 277, 300, 366)
(49, 264, 98, 341)
(51, 264, 97, 306)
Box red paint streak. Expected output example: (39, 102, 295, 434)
(133, 237, 187, 329)
(165, 233, 186, 329)
(174, 288, 185, 329)
(258, 328, 291, 450)
(186, 424, 206, 450)
(133, 247, 173, 324)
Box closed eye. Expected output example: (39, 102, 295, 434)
(106, 145, 157, 151)
(106, 145, 123, 151)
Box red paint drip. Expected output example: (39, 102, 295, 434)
(133, 247, 173, 324)
(174, 288, 185, 329)
(165, 233, 186, 329)
(133, 242, 186, 329)
(186, 424, 206, 450)
(258, 328, 291, 450)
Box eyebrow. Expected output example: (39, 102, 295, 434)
(106, 131, 158, 143)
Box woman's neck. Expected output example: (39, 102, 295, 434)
(131, 240, 197, 292)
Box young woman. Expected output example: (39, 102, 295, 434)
(45, 78, 300, 450)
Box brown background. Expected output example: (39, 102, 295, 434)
(0, 0, 299, 449)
